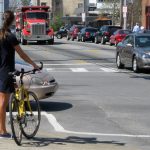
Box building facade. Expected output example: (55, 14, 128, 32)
(141, 0, 150, 29)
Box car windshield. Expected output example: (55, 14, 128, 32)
(86, 28, 97, 32)
(109, 27, 122, 34)
(120, 30, 132, 34)
(27, 12, 48, 19)
(77, 26, 84, 30)
(135, 36, 150, 48)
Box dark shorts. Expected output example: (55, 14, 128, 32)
(0, 76, 15, 93)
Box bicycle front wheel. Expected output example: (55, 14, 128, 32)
(22, 92, 41, 139)
(9, 93, 22, 146)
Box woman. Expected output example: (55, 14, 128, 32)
(0, 10, 39, 138)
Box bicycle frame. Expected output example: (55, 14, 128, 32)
(14, 78, 33, 118)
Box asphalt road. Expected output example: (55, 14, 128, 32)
(5, 38, 150, 150)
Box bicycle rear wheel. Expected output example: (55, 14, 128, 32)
(9, 93, 22, 146)
(22, 92, 41, 139)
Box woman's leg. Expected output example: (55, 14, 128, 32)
(0, 92, 10, 134)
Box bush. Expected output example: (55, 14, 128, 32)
(51, 15, 64, 31)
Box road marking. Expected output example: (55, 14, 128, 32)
(74, 60, 89, 64)
(45, 112, 150, 138)
(42, 63, 94, 66)
(6, 112, 150, 138)
(70, 68, 88, 72)
(45, 67, 131, 73)
(100, 67, 118, 72)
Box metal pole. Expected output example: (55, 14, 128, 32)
(123, 0, 127, 29)
(120, 0, 123, 26)
(0, 0, 4, 28)
(37, 0, 40, 6)
(83, 0, 89, 26)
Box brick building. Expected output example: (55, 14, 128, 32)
(141, 0, 150, 29)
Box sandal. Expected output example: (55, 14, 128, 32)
(0, 133, 12, 139)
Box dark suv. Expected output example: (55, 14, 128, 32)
(77, 27, 98, 42)
(94, 25, 122, 44)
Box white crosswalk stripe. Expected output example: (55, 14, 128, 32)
(45, 67, 131, 73)
(70, 68, 88, 72)
(100, 67, 118, 72)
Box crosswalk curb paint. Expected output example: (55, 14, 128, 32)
(6, 112, 150, 138)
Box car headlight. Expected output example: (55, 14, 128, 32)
(142, 54, 150, 59)
(31, 77, 50, 86)
(32, 77, 44, 85)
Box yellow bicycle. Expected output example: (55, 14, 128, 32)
(9, 63, 43, 145)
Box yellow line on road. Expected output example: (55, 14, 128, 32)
(84, 50, 100, 53)
(74, 60, 88, 64)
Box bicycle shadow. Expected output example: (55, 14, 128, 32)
(39, 101, 73, 112)
(22, 136, 125, 148)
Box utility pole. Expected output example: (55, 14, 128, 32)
(120, 0, 123, 26)
(0, 0, 4, 27)
(83, 0, 89, 26)
(37, 0, 40, 6)
(123, 0, 127, 29)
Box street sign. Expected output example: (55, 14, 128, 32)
(82, 12, 86, 22)
(123, 6, 127, 13)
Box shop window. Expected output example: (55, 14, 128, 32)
(41, 2, 46, 6)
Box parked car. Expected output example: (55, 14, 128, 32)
(94, 25, 122, 44)
(67, 25, 84, 41)
(15, 60, 58, 100)
(109, 29, 132, 46)
(116, 33, 150, 72)
(56, 28, 68, 39)
(77, 27, 98, 42)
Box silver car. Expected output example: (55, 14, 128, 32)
(116, 33, 150, 72)
(15, 61, 58, 100)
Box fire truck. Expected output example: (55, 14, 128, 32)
(16, 6, 54, 45)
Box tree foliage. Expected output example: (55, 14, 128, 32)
(51, 15, 63, 31)
(100, 0, 120, 25)
(127, 0, 141, 29)
(21, 0, 30, 6)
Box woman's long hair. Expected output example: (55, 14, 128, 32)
(0, 10, 14, 40)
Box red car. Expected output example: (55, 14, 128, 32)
(109, 29, 132, 46)
(67, 25, 84, 41)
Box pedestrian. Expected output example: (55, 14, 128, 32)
(0, 10, 39, 138)
(139, 26, 145, 33)
(133, 23, 140, 33)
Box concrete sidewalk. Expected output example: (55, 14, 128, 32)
(0, 133, 140, 150)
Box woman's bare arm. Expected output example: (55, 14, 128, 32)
(14, 45, 39, 69)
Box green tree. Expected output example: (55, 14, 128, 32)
(51, 15, 63, 31)
(100, 0, 120, 25)
(127, 0, 142, 29)
(21, 0, 30, 6)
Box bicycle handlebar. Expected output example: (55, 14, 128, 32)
(9, 62, 43, 77)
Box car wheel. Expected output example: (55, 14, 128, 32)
(101, 37, 105, 44)
(81, 36, 85, 42)
(109, 41, 113, 46)
(71, 36, 74, 41)
(116, 54, 124, 69)
(57, 34, 62, 39)
(48, 39, 54, 45)
(66, 35, 70, 40)
(21, 35, 27, 45)
(132, 57, 140, 73)
(77, 36, 80, 42)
